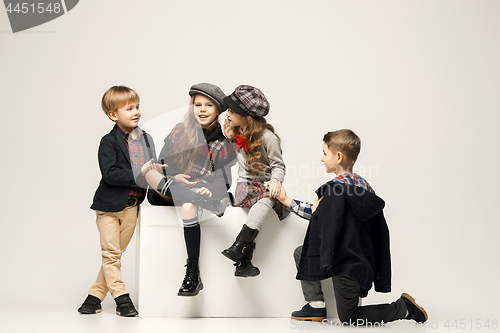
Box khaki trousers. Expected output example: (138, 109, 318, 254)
(88, 204, 138, 300)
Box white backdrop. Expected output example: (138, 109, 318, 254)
(1, 0, 499, 320)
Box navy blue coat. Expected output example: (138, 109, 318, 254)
(91, 125, 157, 212)
(296, 181, 391, 297)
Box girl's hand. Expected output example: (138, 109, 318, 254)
(265, 179, 281, 198)
(195, 187, 212, 197)
(312, 197, 323, 213)
(223, 118, 236, 141)
(175, 174, 197, 187)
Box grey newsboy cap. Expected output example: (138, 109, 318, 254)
(189, 83, 227, 113)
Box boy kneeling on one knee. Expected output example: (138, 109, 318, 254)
(276, 129, 428, 325)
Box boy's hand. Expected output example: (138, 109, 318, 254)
(312, 197, 323, 213)
(141, 159, 167, 176)
(276, 184, 287, 202)
(275, 184, 293, 207)
(141, 158, 155, 176)
(264, 178, 281, 198)
(175, 174, 197, 187)
(195, 187, 212, 197)
(151, 162, 167, 174)
(223, 118, 236, 141)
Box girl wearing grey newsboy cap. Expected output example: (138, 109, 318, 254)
(141, 83, 236, 297)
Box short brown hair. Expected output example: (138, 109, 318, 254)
(101, 86, 139, 116)
(323, 129, 361, 165)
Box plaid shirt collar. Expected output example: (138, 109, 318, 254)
(333, 173, 375, 194)
(117, 126, 143, 142)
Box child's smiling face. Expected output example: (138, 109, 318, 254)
(193, 94, 219, 129)
(321, 143, 339, 174)
(108, 101, 141, 133)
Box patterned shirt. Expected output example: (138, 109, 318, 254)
(333, 173, 375, 194)
(118, 126, 146, 198)
(159, 123, 236, 196)
(290, 173, 374, 221)
(290, 199, 313, 221)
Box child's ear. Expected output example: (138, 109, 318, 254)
(107, 111, 117, 121)
(336, 151, 344, 163)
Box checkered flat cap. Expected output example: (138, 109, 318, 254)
(223, 85, 270, 118)
(189, 83, 227, 113)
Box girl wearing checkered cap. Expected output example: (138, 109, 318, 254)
(221, 85, 289, 277)
(141, 83, 236, 296)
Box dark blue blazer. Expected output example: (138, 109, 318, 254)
(91, 125, 157, 212)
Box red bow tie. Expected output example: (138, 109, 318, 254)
(235, 134, 248, 152)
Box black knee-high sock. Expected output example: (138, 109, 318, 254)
(183, 218, 201, 260)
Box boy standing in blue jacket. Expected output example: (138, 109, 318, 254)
(78, 86, 157, 317)
(276, 129, 427, 325)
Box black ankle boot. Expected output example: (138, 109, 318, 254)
(235, 242, 260, 277)
(178, 259, 203, 297)
(192, 194, 230, 216)
(222, 224, 259, 263)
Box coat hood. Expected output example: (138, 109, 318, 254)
(316, 181, 385, 222)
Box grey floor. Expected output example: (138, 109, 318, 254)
(1, 306, 471, 333)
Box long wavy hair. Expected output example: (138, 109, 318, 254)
(237, 116, 282, 176)
(172, 95, 220, 174)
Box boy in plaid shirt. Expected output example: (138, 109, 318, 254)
(277, 129, 428, 325)
(78, 86, 157, 317)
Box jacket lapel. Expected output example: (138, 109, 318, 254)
(112, 125, 131, 164)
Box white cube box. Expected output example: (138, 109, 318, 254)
(136, 205, 338, 318)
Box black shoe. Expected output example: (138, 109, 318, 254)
(222, 224, 259, 263)
(115, 294, 138, 317)
(401, 293, 428, 323)
(178, 259, 203, 297)
(234, 242, 260, 277)
(291, 303, 327, 322)
(78, 295, 102, 314)
(193, 194, 230, 216)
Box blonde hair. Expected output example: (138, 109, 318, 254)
(101, 86, 140, 117)
(236, 116, 282, 176)
(171, 95, 220, 174)
(323, 129, 361, 165)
